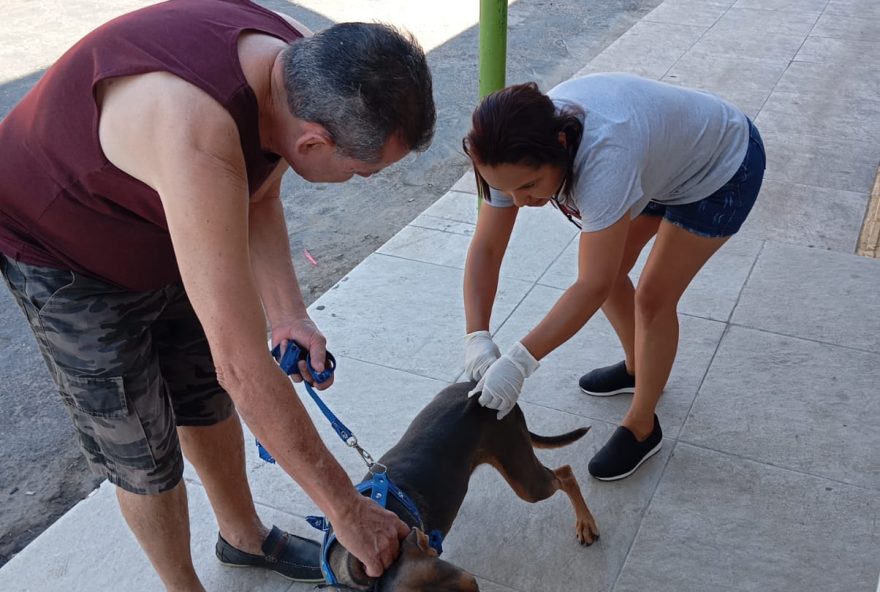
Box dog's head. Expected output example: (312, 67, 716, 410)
(330, 528, 479, 592)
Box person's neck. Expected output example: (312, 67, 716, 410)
(255, 47, 288, 155)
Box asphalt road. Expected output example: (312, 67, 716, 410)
(0, 0, 659, 565)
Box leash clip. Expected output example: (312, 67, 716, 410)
(348, 439, 379, 470)
(368, 462, 387, 476)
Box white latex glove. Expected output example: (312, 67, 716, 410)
(468, 341, 540, 419)
(464, 330, 501, 381)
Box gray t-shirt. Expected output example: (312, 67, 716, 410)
(486, 73, 749, 232)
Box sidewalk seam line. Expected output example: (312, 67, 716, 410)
(492, 230, 579, 339)
(656, 2, 730, 80)
(726, 239, 767, 324)
(533, 231, 579, 287)
(610, 439, 680, 592)
(674, 440, 880, 494)
(761, 173, 876, 197)
(727, 321, 880, 356)
(753, 0, 831, 117)
(328, 353, 454, 383)
(676, 321, 731, 442)
(374, 251, 465, 272)
(374, 251, 543, 287)
(408, 222, 474, 237)
(669, 240, 768, 441)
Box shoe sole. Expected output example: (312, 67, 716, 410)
(580, 385, 635, 397)
(591, 440, 662, 482)
(217, 559, 325, 583)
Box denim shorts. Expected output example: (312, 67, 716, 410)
(0, 255, 234, 495)
(641, 119, 766, 238)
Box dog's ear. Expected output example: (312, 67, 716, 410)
(406, 527, 439, 558)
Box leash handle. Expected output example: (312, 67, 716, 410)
(272, 342, 337, 384)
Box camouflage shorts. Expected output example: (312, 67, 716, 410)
(0, 255, 234, 495)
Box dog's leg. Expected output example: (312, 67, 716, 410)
(487, 453, 599, 546)
(553, 464, 600, 545)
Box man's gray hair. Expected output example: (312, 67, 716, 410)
(281, 22, 435, 162)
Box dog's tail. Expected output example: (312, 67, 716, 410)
(529, 426, 590, 449)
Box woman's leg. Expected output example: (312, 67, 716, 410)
(622, 220, 729, 439)
(600, 214, 662, 372)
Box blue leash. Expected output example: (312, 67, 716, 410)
(256, 342, 374, 467)
(257, 341, 444, 585)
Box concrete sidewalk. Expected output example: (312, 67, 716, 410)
(2, 0, 879, 590)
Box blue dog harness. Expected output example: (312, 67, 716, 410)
(307, 472, 445, 587)
(257, 341, 444, 587)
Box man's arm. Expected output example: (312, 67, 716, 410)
(248, 180, 331, 380)
(97, 72, 406, 574)
(100, 71, 353, 510)
(248, 181, 303, 326)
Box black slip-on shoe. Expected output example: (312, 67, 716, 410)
(588, 415, 662, 481)
(215, 525, 324, 582)
(579, 360, 635, 397)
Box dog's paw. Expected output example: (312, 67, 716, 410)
(576, 516, 600, 546)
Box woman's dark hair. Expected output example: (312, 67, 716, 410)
(462, 82, 583, 206)
(282, 22, 435, 162)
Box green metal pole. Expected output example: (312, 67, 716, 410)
(479, 0, 508, 99)
(477, 0, 507, 212)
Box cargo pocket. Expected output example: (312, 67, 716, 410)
(57, 372, 159, 471)
(58, 372, 128, 418)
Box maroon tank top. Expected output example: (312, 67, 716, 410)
(0, 0, 302, 290)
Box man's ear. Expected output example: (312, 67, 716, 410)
(558, 130, 567, 147)
(294, 122, 334, 156)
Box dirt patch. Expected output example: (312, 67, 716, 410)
(0, 447, 103, 565)
(857, 163, 880, 258)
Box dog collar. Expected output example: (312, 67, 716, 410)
(307, 471, 445, 588)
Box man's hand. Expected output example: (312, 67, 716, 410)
(464, 330, 501, 381)
(468, 341, 539, 419)
(270, 316, 334, 389)
(331, 495, 410, 578)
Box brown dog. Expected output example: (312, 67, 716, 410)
(325, 381, 600, 591)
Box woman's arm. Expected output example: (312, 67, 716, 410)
(463, 203, 518, 331)
(467, 210, 631, 418)
(521, 214, 631, 360)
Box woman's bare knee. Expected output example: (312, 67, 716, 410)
(634, 281, 679, 320)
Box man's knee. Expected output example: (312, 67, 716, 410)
(86, 423, 185, 496)
(108, 463, 185, 496)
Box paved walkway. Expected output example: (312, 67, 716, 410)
(2, 0, 879, 590)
